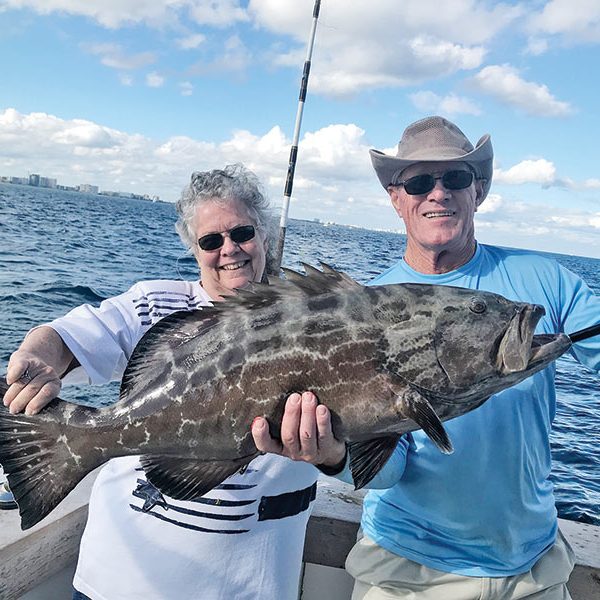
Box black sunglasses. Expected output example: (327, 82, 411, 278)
(395, 170, 475, 196)
(197, 224, 257, 251)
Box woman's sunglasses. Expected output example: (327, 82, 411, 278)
(395, 170, 475, 196)
(197, 224, 257, 251)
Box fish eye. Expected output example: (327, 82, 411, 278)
(469, 297, 487, 314)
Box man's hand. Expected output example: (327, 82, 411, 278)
(251, 391, 346, 468)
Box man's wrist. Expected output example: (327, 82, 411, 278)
(317, 445, 348, 476)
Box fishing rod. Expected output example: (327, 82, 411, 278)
(568, 322, 600, 343)
(271, 0, 322, 275)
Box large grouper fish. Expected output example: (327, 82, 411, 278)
(0, 264, 572, 530)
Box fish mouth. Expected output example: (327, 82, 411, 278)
(527, 333, 572, 369)
(497, 304, 571, 374)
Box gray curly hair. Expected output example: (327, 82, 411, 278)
(176, 164, 275, 271)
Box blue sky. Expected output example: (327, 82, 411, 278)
(1, 0, 600, 258)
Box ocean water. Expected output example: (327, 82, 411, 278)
(1, 182, 599, 525)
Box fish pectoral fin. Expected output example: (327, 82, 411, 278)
(402, 388, 453, 455)
(140, 454, 256, 501)
(348, 436, 402, 490)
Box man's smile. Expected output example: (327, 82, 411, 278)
(423, 210, 455, 219)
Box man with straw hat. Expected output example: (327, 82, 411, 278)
(255, 116, 600, 599)
(368, 115, 493, 274)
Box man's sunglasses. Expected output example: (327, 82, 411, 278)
(197, 224, 257, 251)
(394, 170, 475, 196)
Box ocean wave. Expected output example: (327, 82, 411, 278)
(0, 283, 106, 305)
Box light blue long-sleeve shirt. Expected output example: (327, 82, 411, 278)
(337, 243, 600, 576)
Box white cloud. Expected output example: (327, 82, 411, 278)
(0, 0, 249, 29)
(583, 178, 600, 189)
(250, 0, 521, 97)
(0, 108, 376, 210)
(179, 81, 193, 96)
(528, 0, 600, 44)
(409, 36, 485, 71)
(494, 159, 557, 186)
(474, 194, 600, 257)
(470, 65, 573, 117)
(52, 121, 118, 148)
(118, 73, 133, 86)
(477, 193, 502, 214)
(146, 72, 165, 87)
(188, 34, 251, 76)
(2, 107, 600, 257)
(524, 37, 549, 56)
(409, 91, 481, 115)
(176, 33, 206, 50)
(82, 43, 156, 71)
(188, 0, 248, 27)
(549, 213, 600, 229)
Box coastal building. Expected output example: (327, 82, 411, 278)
(39, 177, 57, 189)
(27, 174, 57, 188)
(78, 184, 99, 194)
(1, 172, 159, 202)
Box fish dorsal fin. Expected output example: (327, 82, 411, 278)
(222, 282, 284, 310)
(140, 454, 256, 500)
(348, 435, 401, 489)
(279, 263, 361, 296)
(318, 262, 362, 289)
(401, 387, 453, 454)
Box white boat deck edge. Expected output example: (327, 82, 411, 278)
(0, 473, 598, 599)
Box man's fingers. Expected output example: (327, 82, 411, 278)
(316, 404, 347, 467)
(298, 392, 318, 460)
(252, 391, 344, 466)
(251, 417, 282, 454)
(279, 393, 303, 458)
(316, 404, 333, 444)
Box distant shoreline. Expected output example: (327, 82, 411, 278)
(2, 181, 599, 262)
(0, 179, 164, 203)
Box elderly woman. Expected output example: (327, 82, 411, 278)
(3, 164, 339, 600)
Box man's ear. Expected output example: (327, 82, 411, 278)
(474, 179, 486, 209)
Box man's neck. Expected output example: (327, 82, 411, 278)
(404, 240, 477, 275)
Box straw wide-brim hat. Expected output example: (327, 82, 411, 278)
(370, 116, 494, 201)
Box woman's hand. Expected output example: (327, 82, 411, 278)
(3, 326, 73, 415)
(251, 391, 347, 469)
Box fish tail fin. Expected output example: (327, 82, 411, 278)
(0, 400, 94, 530)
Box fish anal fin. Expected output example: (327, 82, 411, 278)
(140, 454, 257, 501)
(348, 435, 401, 489)
(402, 388, 453, 454)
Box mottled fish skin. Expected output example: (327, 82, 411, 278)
(0, 264, 571, 529)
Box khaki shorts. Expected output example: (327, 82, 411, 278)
(346, 530, 575, 600)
